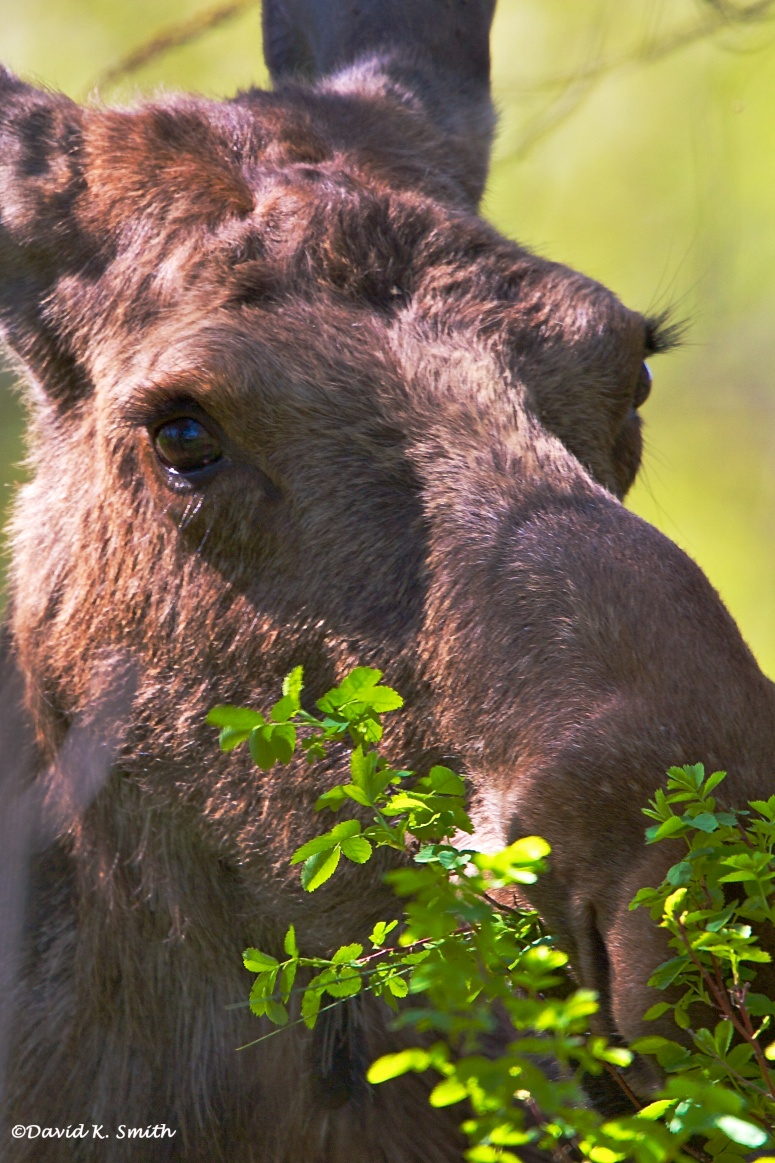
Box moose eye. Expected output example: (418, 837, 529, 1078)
(633, 362, 652, 409)
(153, 417, 223, 474)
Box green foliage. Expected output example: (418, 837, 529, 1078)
(629, 763, 775, 1139)
(214, 674, 775, 1163)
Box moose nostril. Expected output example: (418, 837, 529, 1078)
(633, 361, 652, 409)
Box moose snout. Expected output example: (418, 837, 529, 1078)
(430, 473, 775, 1060)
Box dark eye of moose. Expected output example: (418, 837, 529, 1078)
(153, 418, 223, 474)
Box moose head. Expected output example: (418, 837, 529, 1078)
(1, 1, 773, 1158)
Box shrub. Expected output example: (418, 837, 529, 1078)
(209, 670, 775, 1163)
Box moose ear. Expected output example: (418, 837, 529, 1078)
(262, 0, 497, 206)
(0, 68, 91, 403)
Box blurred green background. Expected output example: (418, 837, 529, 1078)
(2, 0, 774, 675)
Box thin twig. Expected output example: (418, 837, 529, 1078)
(525, 1097, 579, 1163)
(498, 3, 775, 162)
(677, 924, 775, 1103)
(89, 0, 256, 95)
(482, 890, 533, 919)
(681, 1143, 715, 1163)
(701, 0, 775, 19)
(503, 2, 775, 96)
(601, 1060, 643, 1111)
(235, 995, 352, 1050)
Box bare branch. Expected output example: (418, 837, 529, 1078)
(89, 0, 256, 96)
(497, 2, 775, 163)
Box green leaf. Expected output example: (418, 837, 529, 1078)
(332, 943, 364, 964)
(265, 999, 289, 1026)
(643, 1002, 671, 1021)
(301, 988, 322, 1029)
(366, 1048, 431, 1083)
(429, 1076, 468, 1107)
(326, 968, 363, 998)
(207, 705, 264, 731)
(270, 722, 296, 764)
(714, 1117, 768, 1148)
(247, 723, 297, 768)
(243, 948, 280, 972)
(714, 1020, 734, 1056)
(646, 814, 685, 843)
(350, 746, 375, 789)
(476, 836, 551, 881)
(424, 766, 465, 795)
(502, 835, 551, 863)
(301, 846, 341, 891)
(315, 786, 348, 811)
(218, 727, 255, 751)
(690, 811, 720, 833)
(291, 822, 360, 866)
(283, 925, 298, 958)
(467, 1149, 522, 1163)
(340, 835, 373, 863)
(703, 770, 727, 795)
(282, 665, 304, 705)
(384, 792, 429, 814)
(365, 686, 404, 712)
(718, 869, 773, 884)
(317, 668, 380, 712)
(343, 785, 372, 807)
(317, 668, 404, 720)
(356, 717, 383, 745)
(387, 975, 409, 997)
(664, 888, 688, 919)
(270, 695, 296, 722)
(746, 993, 775, 1016)
(291, 833, 339, 864)
(249, 727, 277, 770)
(330, 820, 363, 842)
(281, 960, 297, 1001)
(649, 956, 690, 989)
(706, 905, 737, 932)
(666, 862, 693, 886)
(248, 992, 267, 1018)
(630, 1036, 680, 1055)
(370, 920, 398, 947)
(637, 1099, 678, 1121)
(208, 706, 267, 752)
(630, 887, 661, 910)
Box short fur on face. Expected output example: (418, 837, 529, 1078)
(1, 3, 773, 1158)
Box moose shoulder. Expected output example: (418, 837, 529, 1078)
(1, 0, 773, 1159)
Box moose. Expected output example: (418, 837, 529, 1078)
(1, 0, 774, 1158)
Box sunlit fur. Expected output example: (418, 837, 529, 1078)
(1, 3, 774, 1159)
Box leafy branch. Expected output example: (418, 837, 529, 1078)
(211, 674, 775, 1162)
(630, 763, 775, 1138)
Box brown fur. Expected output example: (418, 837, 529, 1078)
(0, 2, 773, 1158)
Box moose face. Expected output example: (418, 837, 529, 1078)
(2, 2, 774, 1157)
(2, 72, 664, 745)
